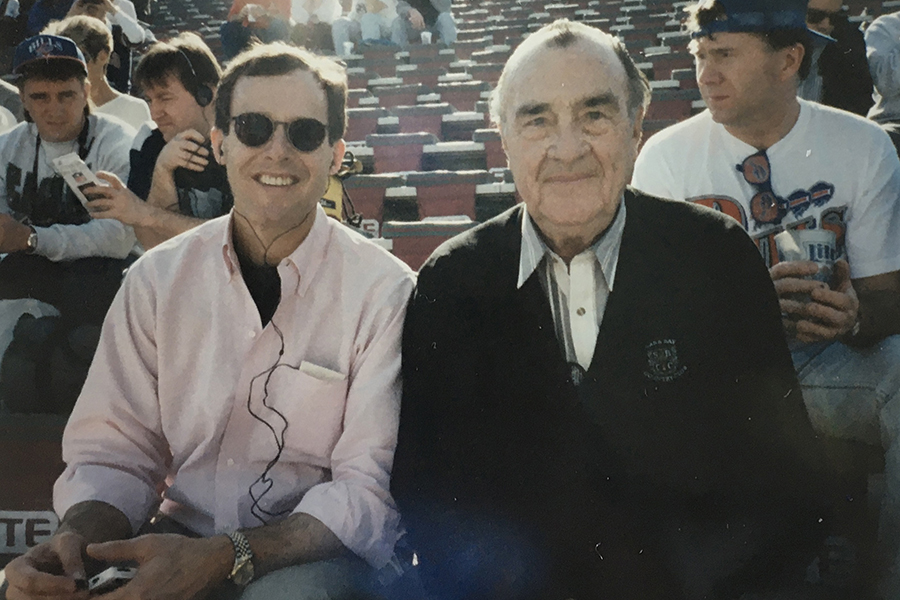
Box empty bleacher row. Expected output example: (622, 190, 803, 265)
(138, 0, 893, 269)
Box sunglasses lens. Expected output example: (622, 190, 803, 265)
(233, 113, 274, 147)
(288, 118, 327, 152)
(741, 154, 770, 185)
(807, 9, 832, 22)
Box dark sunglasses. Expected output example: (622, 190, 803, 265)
(737, 151, 788, 227)
(230, 113, 328, 152)
(807, 8, 841, 23)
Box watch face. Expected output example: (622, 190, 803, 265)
(232, 558, 254, 586)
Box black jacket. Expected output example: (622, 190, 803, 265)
(819, 16, 874, 116)
(393, 190, 843, 599)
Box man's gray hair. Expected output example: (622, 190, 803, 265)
(489, 20, 652, 128)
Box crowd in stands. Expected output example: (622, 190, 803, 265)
(0, 0, 899, 598)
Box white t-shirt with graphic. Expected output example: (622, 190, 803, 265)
(632, 99, 900, 280)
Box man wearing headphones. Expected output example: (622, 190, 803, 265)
(85, 33, 232, 249)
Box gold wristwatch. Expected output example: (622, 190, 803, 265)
(226, 531, 255, 587)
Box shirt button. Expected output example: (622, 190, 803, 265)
(227, 458, 235, 467)
(576, 307, 586, 316)
(248, 330, 256, 339)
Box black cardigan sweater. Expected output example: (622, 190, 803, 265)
(393, 189, 845, 599)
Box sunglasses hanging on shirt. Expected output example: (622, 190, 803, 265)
(737, 150, 789, 229)
(230, 113, 328, 152)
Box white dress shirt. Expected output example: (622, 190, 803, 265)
(54, 206, 415, 567)
(518, 201, 626, 371)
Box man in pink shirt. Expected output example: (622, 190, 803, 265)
(3, 43, 415, 600)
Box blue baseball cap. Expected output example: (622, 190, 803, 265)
(13, 35, 88, 76)
(690, 0, 835, 43)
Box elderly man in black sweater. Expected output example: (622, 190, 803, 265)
(392, 18, 861, 600)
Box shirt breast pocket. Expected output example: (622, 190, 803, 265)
(246, 367, 349, 468)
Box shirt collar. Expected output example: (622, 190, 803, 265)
(517, 198, 627, 290)
(220, 203, 332, 296)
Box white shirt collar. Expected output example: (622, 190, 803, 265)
(517, 198, 627, 290)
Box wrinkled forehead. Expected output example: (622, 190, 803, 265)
(502, 38, 629, 119)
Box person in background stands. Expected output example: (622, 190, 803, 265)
(65, 0, 153, 94)
(798, 0, 873, 116)
(290, 0, 342, 53)
(220, 0, 292, 60)
(391, 0, 455, 49)
(332, 0, 398, 57)
(84, 33, 230, 250)
(45, 15, 151, 130)
(866, 10, 900, 155)
(0, 34, 136, 415)
(26, 0, 70, 35)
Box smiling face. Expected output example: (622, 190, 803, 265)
(499, 37, 642, 249)
(21, 76, 90, 143)
(691, 32, 798, 131)
(212, 69, 344, 229)
(143, 74, 210, 141)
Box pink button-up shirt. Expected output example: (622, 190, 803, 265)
(54, 206, 415, 567)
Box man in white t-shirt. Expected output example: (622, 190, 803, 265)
(632, 0, 900, 586)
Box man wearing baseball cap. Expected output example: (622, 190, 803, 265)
(632, 0, 900, 590)
(0, 34, 136, 412)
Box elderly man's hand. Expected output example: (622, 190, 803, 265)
(155, 130, 209, 176)
(4, 531, 91, 600)
(771, 259, 859, 343)
(85, 534, 233, 600)
(84, 172, 154, 227)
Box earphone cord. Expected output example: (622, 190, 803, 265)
(245, 321, 293, 524)
(232, 208, 314, 267)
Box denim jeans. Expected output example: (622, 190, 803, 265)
(792, 335, 900, 593)
(792, 336, 900, 446)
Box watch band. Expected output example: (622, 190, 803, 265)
(25, 226, 37, 254)
(226, 530, 255, 587)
